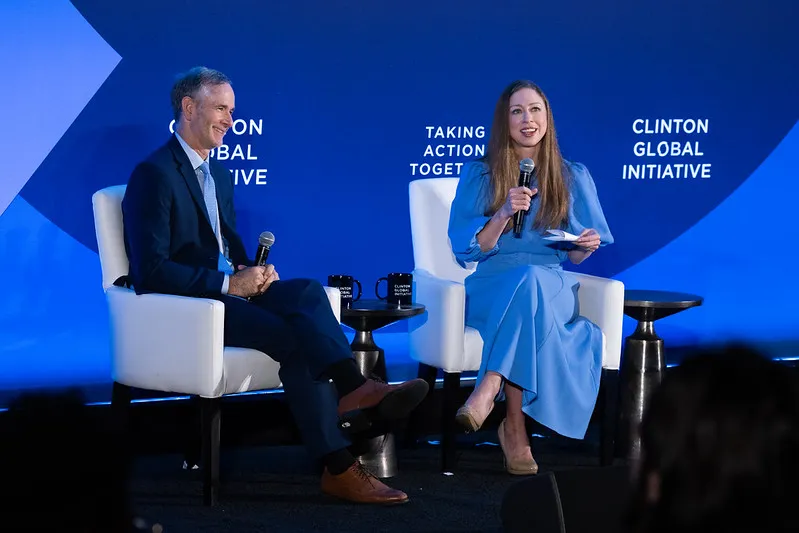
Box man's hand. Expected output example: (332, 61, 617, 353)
(228, 265, 268, 298)
(258, 264, 280, 293)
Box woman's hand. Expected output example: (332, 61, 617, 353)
(574, 229, 600, 253)
(478, 185, 538, 252)
(498, 186, 538, 220)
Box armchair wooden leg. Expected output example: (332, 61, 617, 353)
(417, 362, 439, 395)
(441, 372, 461, 472)
(183, 396, 202, 470)
(599, 368, 620, 466)
(201, 397, 221, 506)
(404, 363, 439, 447)
(110, 382, 132, 433)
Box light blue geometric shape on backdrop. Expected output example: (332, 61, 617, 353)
(0, 0, 121, 216)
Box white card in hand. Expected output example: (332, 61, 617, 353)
(544, 229, 580, 242)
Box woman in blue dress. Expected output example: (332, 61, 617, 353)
(450, 80, 613, 475)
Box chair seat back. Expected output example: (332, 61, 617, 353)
(409, 178, 475, 284)
(92, 185, 129, 291)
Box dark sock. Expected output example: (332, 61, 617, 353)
(325, 358, 367, 398)
(323, 449, 356, 476)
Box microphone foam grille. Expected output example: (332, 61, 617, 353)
(259, 231, 275, 246)
(520, 158, 535, 173)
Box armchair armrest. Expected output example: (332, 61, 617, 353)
(108, 284, 341, 396)
(408, 269, 468, 372)
(106, 286, 225, 396)
(323, 285, 341, 323)
(571, 272, 625, 370)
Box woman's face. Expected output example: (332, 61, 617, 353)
(508, 87, 548, 157)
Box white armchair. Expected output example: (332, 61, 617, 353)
(407, 178, 624, 471)
(92, 185, 341, 505)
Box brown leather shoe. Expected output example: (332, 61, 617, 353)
(338, 378, 428, 420)
(321, 463, 409, 504)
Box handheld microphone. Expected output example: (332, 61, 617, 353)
(513, 158, 536, 238)
(254, 231, 275, 266)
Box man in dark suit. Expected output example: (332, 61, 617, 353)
(122, 67, 427, 504)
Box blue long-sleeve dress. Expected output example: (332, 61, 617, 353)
(448, 160, 613, 439)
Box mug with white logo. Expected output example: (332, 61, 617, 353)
(375, 272, 413, 307)
(328, 274, 362, 309)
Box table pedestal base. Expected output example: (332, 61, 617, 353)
(618, 319, 665, 464)
(350, 330, 396, 479)
(351, 331, 387, 380)
(356, 434, 397, 479)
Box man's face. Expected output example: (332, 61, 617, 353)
(185, 83, 235, 152)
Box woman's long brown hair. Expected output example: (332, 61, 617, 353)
(484, 80, 569, 231)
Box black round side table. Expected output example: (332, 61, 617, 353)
(618, 290, 703, 463)
(340, 299, 425, 478)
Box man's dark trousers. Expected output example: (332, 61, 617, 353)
(218, 278, 353, 457)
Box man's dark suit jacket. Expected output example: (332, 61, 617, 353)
(122, 135, 251, 296)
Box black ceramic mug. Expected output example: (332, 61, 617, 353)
(327, 274, 362, 309)
(375, 272, 413, 307)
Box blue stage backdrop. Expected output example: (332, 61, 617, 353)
(1, 0, 798, 390)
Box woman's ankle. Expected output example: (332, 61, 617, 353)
(503, 415, 528, 437)
(465, 390, 493, 411)
(477, 373, 502, 398)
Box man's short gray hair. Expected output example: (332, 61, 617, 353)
(170, 67, 231, 121)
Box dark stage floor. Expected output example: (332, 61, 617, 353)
(2, 337, 797, 532)
(0, 372, 624, 532)
(129, 442, 617, 533)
